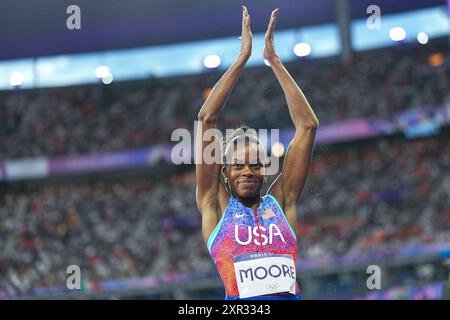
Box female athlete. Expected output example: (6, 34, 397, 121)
(195, 6, 319, 300)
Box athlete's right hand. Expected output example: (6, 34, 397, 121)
(239, 5, 252, 61)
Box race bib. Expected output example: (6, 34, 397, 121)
(233, 252, 296, 299)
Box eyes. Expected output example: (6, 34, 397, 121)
(232, 163, 263, 170)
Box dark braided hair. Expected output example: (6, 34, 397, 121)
(222, 124, 268, 166)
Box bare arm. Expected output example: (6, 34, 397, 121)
(196, 6, 252, 244)
(264, 9, 319, 230)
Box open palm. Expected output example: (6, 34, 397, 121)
(264, 9, 280, 63)
(239, 6, 252, 60)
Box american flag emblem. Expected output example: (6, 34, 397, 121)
(261, 208, 275, 220)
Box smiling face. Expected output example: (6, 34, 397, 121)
(223, 137, 266, 198)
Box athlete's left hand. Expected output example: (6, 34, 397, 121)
(263, 8, 280, 64)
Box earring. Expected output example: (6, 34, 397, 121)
(223, 177, 231, 192)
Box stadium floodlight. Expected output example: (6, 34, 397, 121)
(293, 42, 311, 57)
(417, 32, 429, 45)
(9, 72, 24, 87)
(271, 142, 285, 158)
(389, 27, 406, 42)
(102, 73, 113, 84)
(95, 65, 111, 79)
(203, 55, 221, 69)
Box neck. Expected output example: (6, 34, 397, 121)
(235, 194, 260, 209)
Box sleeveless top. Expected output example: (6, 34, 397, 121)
(207, 194, 300, 299)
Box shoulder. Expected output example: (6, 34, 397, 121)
(266, 182, 298, 232)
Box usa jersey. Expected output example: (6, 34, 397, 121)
(207, 194, 300, 299)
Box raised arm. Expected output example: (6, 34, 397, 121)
(196, 6, 252, 244)
(264, 9, 319, 230)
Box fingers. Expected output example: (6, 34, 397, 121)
(242, 5, 250, 30)
(266, 8, 279, 37)
(264, 9, 278, 61)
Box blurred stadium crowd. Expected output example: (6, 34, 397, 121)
(1, 41, 449, 297)
(1, 131, 449, 295)
(1, 46, 449, 160)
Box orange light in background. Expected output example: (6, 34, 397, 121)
(428, 52, 445, 67)
(202, 87, 212, 100)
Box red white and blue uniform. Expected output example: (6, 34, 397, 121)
(207, 194, 301, 300)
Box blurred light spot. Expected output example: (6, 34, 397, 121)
(417, 32, 429, 45)
(389, 27, 406, 41)
(95, 65, 111, 78)
(293, 43, 311, 57)
(102, 73, 113, 84)
(271, 142, 285, 158)
(428, 52, 444, 68)
(203, 55, 221, 69)
(10, 72, 24, 86)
